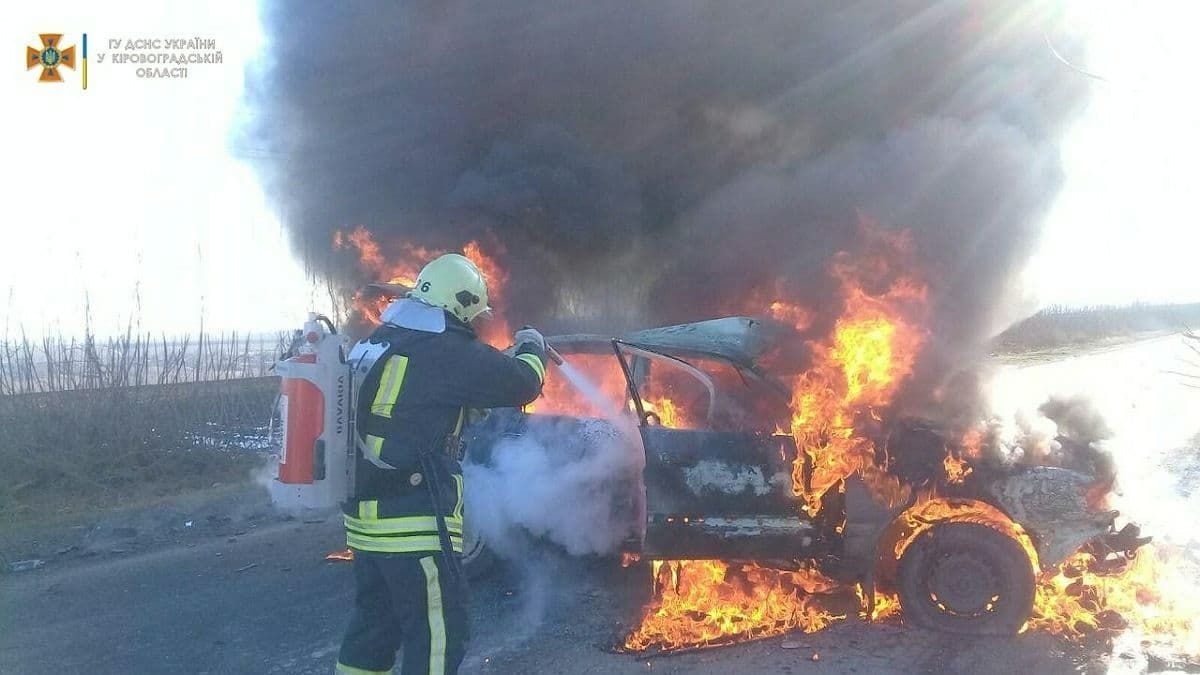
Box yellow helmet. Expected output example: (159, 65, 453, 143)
(408, 253, 492, 324)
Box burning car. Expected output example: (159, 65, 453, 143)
(460, 316, 1148, 642)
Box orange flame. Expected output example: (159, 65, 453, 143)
(526, 354, 629, 418)
(622, 560, 849, 651)
(769, 300, 814, 332)
(643, 397, 689, 429)
(626, 224, 930, 652)
(888, 496, 1040, 568)
(525, 357, 693, 430)
(333, 227, 511, 347)
(854, 582, 902, 621)
(325, 548, 355, 562)
(461, 240, 511, 348)
(887, 498, 1200, 659)
(943, 453, 972, 484)
(788, 224, 929, 513)
(866, 589, 903, 622)
(334, 225, 439, 290)
(1028, 544, 1200, 658)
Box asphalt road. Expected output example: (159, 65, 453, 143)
(1, 515, 1093, 675)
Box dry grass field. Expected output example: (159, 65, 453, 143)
(0, 328, 287, 527)
(992, 302, 1200, 354)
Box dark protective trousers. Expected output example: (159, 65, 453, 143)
(336, 552, 467, 675)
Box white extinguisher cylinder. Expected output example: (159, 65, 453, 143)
(270, 315, 349, 514)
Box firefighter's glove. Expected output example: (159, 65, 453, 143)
(513, 327, 548, 360)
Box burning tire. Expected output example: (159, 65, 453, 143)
(897, 522, 1035, 635)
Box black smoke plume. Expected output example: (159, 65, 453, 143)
(242, 0, 1088, 415)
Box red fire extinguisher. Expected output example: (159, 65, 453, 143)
(271, 312, 349, 512)
(278, 352, 325, 484)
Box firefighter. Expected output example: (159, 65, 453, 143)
(336, 253, 546, 675)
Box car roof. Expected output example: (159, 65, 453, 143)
(547, 316, 783, 369)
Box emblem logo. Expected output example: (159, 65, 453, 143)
(26, 33, 76, 82)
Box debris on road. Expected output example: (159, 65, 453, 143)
(235, 563, 257, 572)
(10, 559, 45, 573)
(325, 549, 354, 562)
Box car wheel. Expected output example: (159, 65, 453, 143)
(460, 511, 497, 579)
(897, 522, 1035, 635)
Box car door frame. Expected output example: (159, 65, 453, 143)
(611, 339, 840, 560)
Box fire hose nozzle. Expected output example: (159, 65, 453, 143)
(520, 324, 565, 366)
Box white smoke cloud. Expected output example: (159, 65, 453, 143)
(463, 415, 644, 559)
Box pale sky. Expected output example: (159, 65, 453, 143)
(1, 1, 1197, 340)
(0, 1, 322, 339)
(1029, 0, 1200, 307)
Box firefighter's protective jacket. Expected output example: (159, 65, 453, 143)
(344, 319, 545, 555)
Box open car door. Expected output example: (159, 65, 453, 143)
(617, 342, 844, 560)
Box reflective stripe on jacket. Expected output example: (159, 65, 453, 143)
(345, 474, 465, 554)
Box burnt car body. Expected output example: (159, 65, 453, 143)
(461, 317, 1144, 634)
